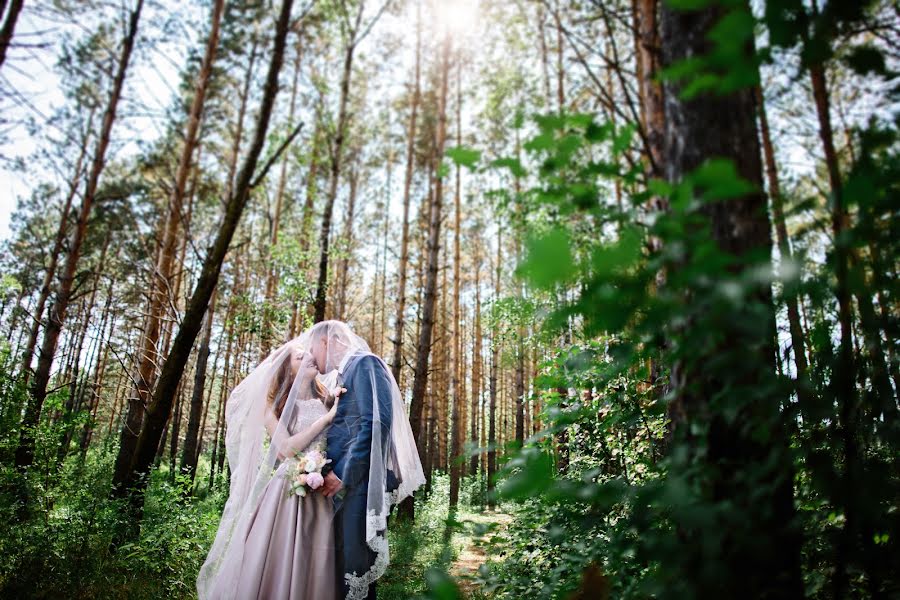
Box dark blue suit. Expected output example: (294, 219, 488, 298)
(326, 352, 394, 600)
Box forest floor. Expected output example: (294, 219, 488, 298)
(449, 510, 513, 598)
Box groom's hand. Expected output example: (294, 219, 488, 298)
(321, 471, 343, 498)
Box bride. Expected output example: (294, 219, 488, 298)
(196, 324, 423, 600)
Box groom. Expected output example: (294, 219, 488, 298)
(309, 320, 393, 600)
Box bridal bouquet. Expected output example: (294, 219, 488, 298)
(284, 441, 332, 498)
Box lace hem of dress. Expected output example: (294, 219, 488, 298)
(342, 488, 403, 600)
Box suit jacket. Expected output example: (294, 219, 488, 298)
(326, 352, 395, 503)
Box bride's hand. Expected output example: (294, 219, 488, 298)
(327, 388, 347, 422)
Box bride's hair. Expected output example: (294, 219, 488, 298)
(266, 351, 331, 418)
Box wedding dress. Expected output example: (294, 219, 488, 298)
(219, 397, 337, 600)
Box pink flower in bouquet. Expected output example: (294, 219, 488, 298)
(306, 472, 324, 490)
(297, 473, 308, 486)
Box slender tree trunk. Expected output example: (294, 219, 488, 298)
(336, 162, 360, 320)
(180, 289, 216, 483)
(405, 32, 451, 519)
(632, 0, 663, 175)
(15, 0, 143, 475)
(807, 48, 892, 594)
(262, 35, 303, 356)
(80, 279, 114, 454)
(21, 110, 94, 382)
(755, 86, 810, 391)
(450, 55, 464, 508)
(112, 0, 295, 521)
(487, 221, 500, 505)
(390, 0, 421, 385)
(313, 0, 366, 323)
(58, 232, 109, 465)
(470, 252, 482, 475)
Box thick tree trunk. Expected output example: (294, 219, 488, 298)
(0, 0, 24, 70)
(112, 0, 223, 487)
(15, 0, 143, 475)
(660, 2, 803, 596)
(112, 0, 295, 521)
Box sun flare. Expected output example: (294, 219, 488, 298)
(434, 0, 479, 36)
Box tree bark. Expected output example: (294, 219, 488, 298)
(450, 55, 464, 508)
(21, 110, 94, 382)
(660, 2, 803, 596)
(0, 0, 24, 70)
(179, 289, 216, 483)
(390, 0, 422, 386)
(261, 34, 303, 357)
(313, 0, 366, 323)
(112, 0, 223, 488)
(755, 85, 810, 393)
(112, 0, 296, 521)
(487, 221, 500, 505)
(15, 0, 143, 475)
(405, 31, 451, 519)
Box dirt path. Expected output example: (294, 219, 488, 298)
(449, 510, 513, 598)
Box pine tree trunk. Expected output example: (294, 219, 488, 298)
(470, 253, 482, 475)
(487, 222, 500, 505)
(404, 33, 451, 519)
(112, 0, 223, 488)
(755, 85, 810, 395)
(390, 0, 421, 385)
(659, 2, 803, 595)
(262, 36, 304, 356)
(313, 0, 366, 323)
(112, 0, 295, 519)
(180, 289, 216, 483)
(449, 56, 464, 508)
(21, 110, 94, 382)
(0, 0, 24, 70)
(15, 0, 143, 475)
(336, 162, 360, 320)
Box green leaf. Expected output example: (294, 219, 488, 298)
(490, 157, 527, 178)
(424, 567, 463, 600)
(690, 158, 757, 200)
(445, 146, 481, 168)
(517, 228, 576, 289)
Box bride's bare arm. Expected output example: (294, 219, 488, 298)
(264, 404, 279, 439)
(276, 391, 345, 460)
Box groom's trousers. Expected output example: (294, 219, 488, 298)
(333, 487, 377, 600)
